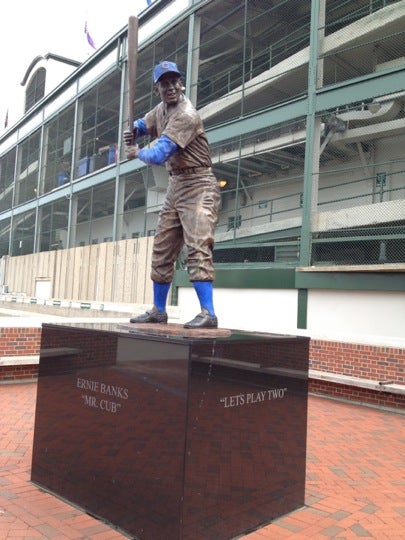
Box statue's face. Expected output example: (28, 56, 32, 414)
(155, 74, 183, 106)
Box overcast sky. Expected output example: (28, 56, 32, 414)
(1, 0, 151, 131)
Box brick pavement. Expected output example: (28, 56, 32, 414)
(0, 383, 404, 539)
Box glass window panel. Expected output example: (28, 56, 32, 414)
(25, 68, 46, 112)
(15, 130, 41, 205)
(75, 188, 92, 246)
(75, 70, 121, 179)
(41, 104, 75, 195)
(0, 148, 16, 212)
(121, 170, 146, 238)
(11, 210, 35, 255)
(0, 217, 11, 257)
(38, 199, 70, 252)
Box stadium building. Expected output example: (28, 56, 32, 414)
(0, 0, 404, 406)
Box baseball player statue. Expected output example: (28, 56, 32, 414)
(123, 61, 221, 329)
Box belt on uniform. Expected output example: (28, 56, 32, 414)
(169, 166, 212, 176)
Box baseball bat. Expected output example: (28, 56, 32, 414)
(127, 15, 139, 144)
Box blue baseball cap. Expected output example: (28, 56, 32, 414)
(153, 61, 181, 83)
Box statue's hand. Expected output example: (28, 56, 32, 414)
(125, 144, 140, 160)
(123, 128, 138, 145)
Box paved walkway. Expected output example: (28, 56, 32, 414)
(0, 383, 403, 539)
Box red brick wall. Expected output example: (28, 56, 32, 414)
(0, 328, 41, 356)
(0, 328, 41, 382)
(309, 340, 405, 409)
(0, 364, 38, 382)
(310, 340, 404, 384)
(309, 379, 405, 410)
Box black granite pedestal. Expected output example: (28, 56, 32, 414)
(31, 323, 309, 540)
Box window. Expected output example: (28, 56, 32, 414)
(75, 71, 121, 179)
(25, 68, 46, 112)
(227, 215, 242, 231)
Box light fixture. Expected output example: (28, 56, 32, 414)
(218, 179, 227, 188)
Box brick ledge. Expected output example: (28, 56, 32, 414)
(309, 369, 405, 395)
(0, 355, 39, 366)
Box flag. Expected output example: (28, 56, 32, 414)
(84, 21, 97, 50)
(4, 109, 8, 129)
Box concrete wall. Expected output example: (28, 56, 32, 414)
(178, 286, 405, 347)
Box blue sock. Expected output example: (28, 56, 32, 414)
(192, 281, 215, 316)
(153, 282, 171, 312)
